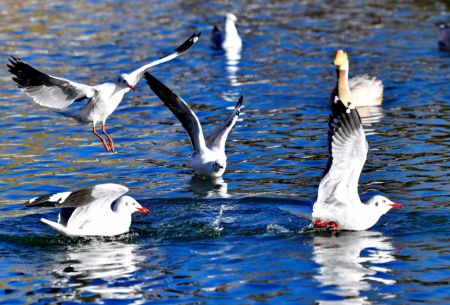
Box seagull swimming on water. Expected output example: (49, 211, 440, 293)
(25, 183, 149, 236)
(211, 13, 242, 51)
(7, 33, 201, 152)
(281, 100, 402, 231)
(144, 72, 243, 179)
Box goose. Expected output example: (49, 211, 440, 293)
(330, 50, 383, 109)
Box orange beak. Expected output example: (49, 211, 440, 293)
(128, 85, 135, 92)
(137, 207, 149, 215)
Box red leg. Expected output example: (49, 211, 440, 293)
(314, 220, 338, 231)
(102, 124, 115, 152)
(92, 127, 110, 151)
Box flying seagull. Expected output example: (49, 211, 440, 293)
(211, 13, 242, 51)
(144, 72, 243, 178)
(25, 183, 149, 236)
(281, 100, 402, 231)
(8, 32, 201, 152)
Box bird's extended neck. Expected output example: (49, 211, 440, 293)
(336, 68, 352, 107)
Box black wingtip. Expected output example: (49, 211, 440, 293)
(236, 95, 244, 108)
(143, 71, 179, 103)
(174, 32, 201, 54)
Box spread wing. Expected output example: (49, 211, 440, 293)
(25, 183, 128, 210)
(127, 33, 201, 86)
(144, 72, 207, 152)
(316, 101, 368, 209)
(8, 56, 96, 109)
(207, 96, 243, 152)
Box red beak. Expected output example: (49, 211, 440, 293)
(128, 85, 135, 92)
(390, 203, 403, 209)
(137, 207, 149, 215)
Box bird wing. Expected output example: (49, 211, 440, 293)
(316, 101, 368, 209)
(207, 96, 243, 152)
(25, 183, 129, 210)
(144, 72, 207, 152)
(127, 33, 201, 86)
(348, 74, 383, 107)
(8, 56, 96, 109)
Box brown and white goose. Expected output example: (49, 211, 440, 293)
(329, 50, 383, 109)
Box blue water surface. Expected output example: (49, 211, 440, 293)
(0, 0, 449, 304)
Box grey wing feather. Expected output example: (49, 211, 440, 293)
(8, 56, 96, 109)
(317, 102, 367, 207)
(127, 33, 201, 85)
(144, 72, 206, 152)
(25, 183, 128, 209)
(207, 96, 243, 151)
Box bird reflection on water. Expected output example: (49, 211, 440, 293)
(312, 231, 396, 304)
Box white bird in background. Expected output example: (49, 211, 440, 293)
(330, 50, 383, 109)
(8, 33, 201, 152)
(211, 13, 242, 51)
(281, 100, 402, 231)
(25, 183, 149, 236)
(144, 72, 243, 179)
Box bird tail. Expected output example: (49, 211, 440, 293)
(40, 218, 69, 235)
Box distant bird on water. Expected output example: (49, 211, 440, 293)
(438, 23, 450, 51)
(25, 183, 149, 236)
(144, 72, 243, 179)
(211, 13, 242, 51)
(8, 33, 201, 152)
(330, 50, 383, 109)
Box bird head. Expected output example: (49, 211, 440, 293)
(333, 50, 349, 70)
(367, 195, 403, 215)
(115, 195, 149, 215)
(226, 13, 238, 23)
(118, 73, 135, 91)
(211, 160, 226, 176)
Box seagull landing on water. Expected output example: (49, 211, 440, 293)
(144, 72, 243, 179)
(25, 183, 149, 236)
(211, 13, 242, 51)
(281, 100, 402, 231)
(8, 33, 201, 152)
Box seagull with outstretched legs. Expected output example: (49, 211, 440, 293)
(25, 183, 149, 236)
(8, 33, 201, 152)
(144, 72, 243, 179)
(281, 100, 402, 231)
(211, 13, 242, 51)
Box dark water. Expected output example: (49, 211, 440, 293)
(0, 0, 449, 304)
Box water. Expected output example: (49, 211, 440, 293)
(0, 0, 449, 304)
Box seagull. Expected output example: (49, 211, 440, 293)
(25, 183, 149, 236)
(281, 100, 402, 231)
(7, 33, 201, 152)
(144, 72, 243, 178)
(211, 13, 242, 51)
(330, 50, 383, 109)
(438, 23, 450, 51)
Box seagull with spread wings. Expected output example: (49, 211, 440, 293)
(281, 100, 402, 231)
(144, 72, 243, 179)
(25, 183, 149, 236)
(8, 33, 201, 152)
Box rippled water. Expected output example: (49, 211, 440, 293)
(0, 0, 449, 304)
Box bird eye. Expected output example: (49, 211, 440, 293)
(375, 202, 379, 206)
(382, 200, 386, 203)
